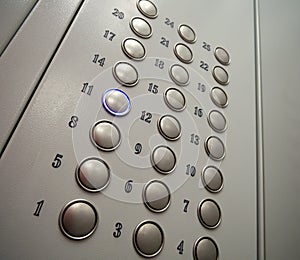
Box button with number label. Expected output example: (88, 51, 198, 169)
(113, 61, 139, 87)
(91, 120, 121, 151)
(158, 115, 181, 141)
(174, 43, 193, 63)
(214, 47, 230, 65)
(204, 136, 225, 160)
(210, 87, 228, 108)
(193, 237, 219, 260)
(143, 180, 171, 212)
(202, 166, 224, 193)
(207, 110, 227, 132)
(130, 17, 152, 38)
(164, 88, 186, 111)
(76, 158, 110, 192)
(59, 200, 98, 240)
(169, 64, 190, 86)
(212, 66, 229, 85)
(122, 38, 146, 60)
(103, 88, 131, 116)
(133, 221, 164, 257)
(178, 24, 196, 43)
(151, 145, 176, 174)
(136, 0, 158, 18)
(198, 199, 221, 229)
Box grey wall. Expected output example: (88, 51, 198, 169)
(259, 0, 300, 259)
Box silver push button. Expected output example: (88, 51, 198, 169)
(214, 47, 230, 65)
(113, 61, 139, 87)
(133, 221, 164, 257)
(210, 87, 228, 108)
(202, 166, 223, 193)
(143, 180, 171, 212)
(174, 43, 193, 63)
(151, 145, 176, 174)
(193, 237, 219, 260)
(205, 136, 225, 160)
(130, 17, 152, 38)
(122, 38, 146, 60)
(103, 88, 131, 116)
(198, 199, 221, 229)
(76, 158, 110, 192)
(212, 66, 229, 85)
(207, 110, 227, 132)
(157, 115, 181, 141)
(59, 200, 98, 240)
(91, 120, 121, 151)
(164, 88, 186, 111)
(136, 0, 158, 18)
(178, 24, 196, 43)
(169, 64, 190, 86)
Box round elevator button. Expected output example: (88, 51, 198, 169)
(122, 38, 146, 60)
(202, 166, 224, 193)
(143, 180, 171, 212)
(193, 237, 219, 260)
(157, 115, 181, 141)
(207, 110, 227, 133)
(151, 145, 176, 174)
(212, 66, 229, 85)
(59, 200, 98, 240)
(198, 199, 221, 229)
(113, 61, 139, 87)
(204, 136, 225, 160)
(133, 221, 164, 257)
(214, 46, 230, 65)
(102, 88, 131, 116)
(76, 158, 110, 192)
(130, 17, 152, 38)
(164, 88, 186, 111)
(210, 87, 228, 108)
(136, 0, 158, 18)
(178, 24, 196, 43)
(169, 64, 190, 86)
(91, 120, 121, 151)
(174, 43, 193, 63)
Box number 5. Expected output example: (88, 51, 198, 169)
(52, 154, 63, 168)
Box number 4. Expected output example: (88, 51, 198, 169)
(177, 240, 184, 255)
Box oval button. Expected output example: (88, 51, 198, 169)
(90, 120, 121, 151)
(157, 114, 181, 141)
(151, 145, 176, 174)
(164, 88, 186, 111)
(76, 157, 111, 192)
(133, 221, 164, 257)
(122, 38, 146, 60)
(174, 43, 193, 63)
(136, 0, 158, 18)
(59, 200, 98, 240)
(130, 17, 152, 38)
(103, 88, 131, 116)
(113, 61, 139, 87)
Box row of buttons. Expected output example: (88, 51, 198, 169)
(90, 116, 226, 161)
(59, 199, 219, 258)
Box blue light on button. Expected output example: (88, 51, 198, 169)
(102, 88, 131, 116)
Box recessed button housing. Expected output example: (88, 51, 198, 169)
(178, 24, 196, 43)
(130, 17, 152, 38)
(133, 221, 164, 257)
(59, 200, 98, 240)
(113, 61, 139, 87)
(136, 0, 158, 18)
(91, 120, 121, 151)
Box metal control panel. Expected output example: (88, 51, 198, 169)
(0, 0, 259, 259)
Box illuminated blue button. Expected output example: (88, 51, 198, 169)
(103, 88, 131, 116)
